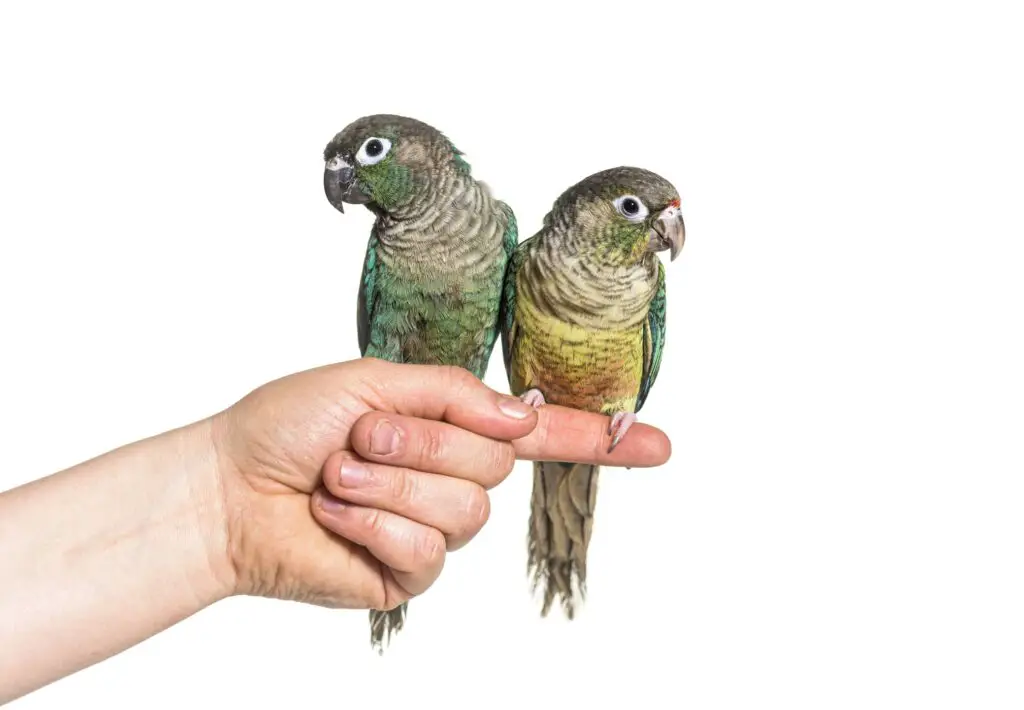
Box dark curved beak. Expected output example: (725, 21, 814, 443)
(323, 163, 370, 214)
(649, 204, 686, 261)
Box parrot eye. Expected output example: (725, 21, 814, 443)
(356, 137, 392, 166)
(613, 195, 649, 222)
(325, 155, 347, 172)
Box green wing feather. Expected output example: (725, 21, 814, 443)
(501, 203, 519, 273)
(482, 203, 518, 371)
(636, 261, 666, 412)
(356, 226, 379, 357)
(499, 233, 529, 383)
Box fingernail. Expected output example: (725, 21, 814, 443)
(370, 419, 400, 455)
(339, 459, 373, 487)
(319, 495, 346, 513)
(497, 396, 533, 420)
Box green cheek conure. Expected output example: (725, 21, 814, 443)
(323, 114, 517, 652)
(499, 166, 685, 620)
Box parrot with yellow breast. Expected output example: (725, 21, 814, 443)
(499, 166, 685, 618)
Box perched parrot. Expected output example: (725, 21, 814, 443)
(499, 166, 685, 619)
(323, 114, 517, 652)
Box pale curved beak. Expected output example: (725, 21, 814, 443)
(649, 204, 686, 261)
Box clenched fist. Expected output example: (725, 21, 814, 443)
(212, 358, 671, 610)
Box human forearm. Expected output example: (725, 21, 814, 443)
(0, 419, 233, 703)
(0, 360, 673, 703)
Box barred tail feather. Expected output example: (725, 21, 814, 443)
(369, 604, 407, 655)
(527, 461, 600, 619)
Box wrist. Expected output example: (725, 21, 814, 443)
(178, 416, 239, 604)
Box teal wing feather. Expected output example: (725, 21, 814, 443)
(481, 202, 518, 375)
(499, 236, 529, 383)
(495, 205, 521, 379)
(636, 261, 667, 413)
(501, 203, 519, 261)
(356, 226, 379, 357)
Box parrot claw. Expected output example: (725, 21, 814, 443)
(520, 388, 547, 409)
(607, 412, 638, 453)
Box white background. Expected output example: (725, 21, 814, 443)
(2, 0, 1022, 707)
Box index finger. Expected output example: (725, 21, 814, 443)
(512, 404, 672, 468)
(352, 360, 538, 442)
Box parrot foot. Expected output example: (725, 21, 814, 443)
(520, 388, 547, 409)
(607, 412, 638, 453)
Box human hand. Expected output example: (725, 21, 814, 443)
(207, 358, 671, 611)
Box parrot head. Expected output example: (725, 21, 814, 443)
(547, 166, 685, 266)
(322, 114, 471, 217)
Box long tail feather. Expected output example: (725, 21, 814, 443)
(369, 604, 406, 655)
(527, 461, 600, 619)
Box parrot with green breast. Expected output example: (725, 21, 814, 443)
(323, 114, 517, 652)
(499, 166, 685, 619)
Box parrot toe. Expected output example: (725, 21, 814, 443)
(608, 412, 638, 453)
(521, 388, 547, 409)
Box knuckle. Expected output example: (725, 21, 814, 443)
(450, 486, 490, 540)
(465, 487, 491, 534)
(420, 426, 448, 466)
(497, 444, 516, 477)
(482, 443, 516, 487)
(389, 467, 419, 507)
(441, 365, 476, 394)
(414, 529, 445, 570)
(361, 507, 387, 537)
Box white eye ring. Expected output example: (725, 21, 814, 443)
(356, 137, 392, 166)
(326, 155, 347, 171)
(613, 194, 649, 222)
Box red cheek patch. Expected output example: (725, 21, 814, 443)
(670, 198, 681, 208)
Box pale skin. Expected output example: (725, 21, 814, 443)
(0, 358, 671, 704)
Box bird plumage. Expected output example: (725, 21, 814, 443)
(501, 166, 682, 618)
(324, 114, 516, 650)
